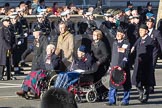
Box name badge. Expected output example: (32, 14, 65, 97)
(122, 44, 128, 49)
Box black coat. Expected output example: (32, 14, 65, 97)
(0, 25, 12, 65)
(127, 23, 140, 47)
(110, 39, 131, 89)
(149, 29, 162, 65)
(132, 36, 155, 87)
(32, 36, 48, 71)
(99, 21, 116, 54)
(39, 54, 60, 71)
(91, 40, 110, 81)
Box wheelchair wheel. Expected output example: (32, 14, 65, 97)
(86, 90, 97, 103)
(48, 74, 58, 89)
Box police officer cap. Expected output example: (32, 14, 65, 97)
(78, 45, 87, 53)
(106, 9, 114, 14)
(60, 10, 70, 16)
(117, 26, 125, 33)
(1, 16, 10, 22)
(36, 14, 43, 18)
(113, 9, 122, 16)
(33, 26, 41, 32)
(104, 13, 113, 17)
(139, 24, 148, 30)
(129, 16, 133, 19)
(85, 12, 93, 16)
(147, 2, 152, 7)
(146, 18, 155, 23)
(127, 1, 133, 6)
(133, 15, 140, 19)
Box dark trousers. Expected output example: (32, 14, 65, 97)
(136, 86, 149, 102)
(21, 45, 34, 61)
(0, 65, 4, 79)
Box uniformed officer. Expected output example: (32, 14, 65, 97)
(32, 14, 49, 37)
(146, 18, 162, 93)
(9, 13, 25, 75)
(127, 1, 133, 10)
(0, 17, 12, 80)
(132, 24, 155, 103)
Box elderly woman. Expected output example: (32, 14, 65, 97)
(91, 29, 110, 100)
(16, 44, 60, 97)
(54, 45, 96, 89)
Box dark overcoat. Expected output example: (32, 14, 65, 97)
(32, 35, 48, 71)
(91, 40, 110, 82)
(132, 36, 155, 87)
(0, 25, 12, 65)
(110, 39, 132, 90)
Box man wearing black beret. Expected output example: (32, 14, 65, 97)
(131, 24, 155, 103)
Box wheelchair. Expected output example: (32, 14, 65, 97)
(67, 73, 97, 103)
(23, 70, 59, 100)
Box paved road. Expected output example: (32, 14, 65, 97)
(0, 61, 162, 108)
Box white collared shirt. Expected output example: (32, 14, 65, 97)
(148, 28, 153, 36)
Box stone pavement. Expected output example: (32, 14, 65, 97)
(0, 60, 162, 108)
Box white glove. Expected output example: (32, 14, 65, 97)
(17, 41, 22, 45)
(24, 33, 28, 37)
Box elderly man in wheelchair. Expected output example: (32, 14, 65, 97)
(16, 44, 60, 99)
(54, 45, 98, 102)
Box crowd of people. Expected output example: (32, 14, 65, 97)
(0, 0, 162, 107)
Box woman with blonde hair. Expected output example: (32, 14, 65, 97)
(91, 29, 110, 100)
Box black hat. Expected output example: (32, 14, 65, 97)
(117, 26, 125, 33)
(147, 2, 152, 7)
(139, 24, 148, 30)
(78, 45, 87, 53)
(146, 18, 155, 23)
(33, 26, 41, 32)
(127, 1, 133, 6)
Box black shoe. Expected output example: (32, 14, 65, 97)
(21, 62, 30, 67)
(19, 67, 24, 71)
(15, 71, 24, 75)
(105, 103, 116, 106)
(149, 87, 154, 94)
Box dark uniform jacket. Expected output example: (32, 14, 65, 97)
(149, 29, 162, 65)
(0, 25, 12, 65)
(132, 35, 155, 87)
(110, 39, 131, 89)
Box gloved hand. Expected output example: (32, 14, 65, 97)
(17, 41, 22, 45)
(24, 33, 28, 37)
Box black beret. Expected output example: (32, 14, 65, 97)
(139, 24, 148, 30)
(146, 18, 155, 23)
(117, 26, 125, 33)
